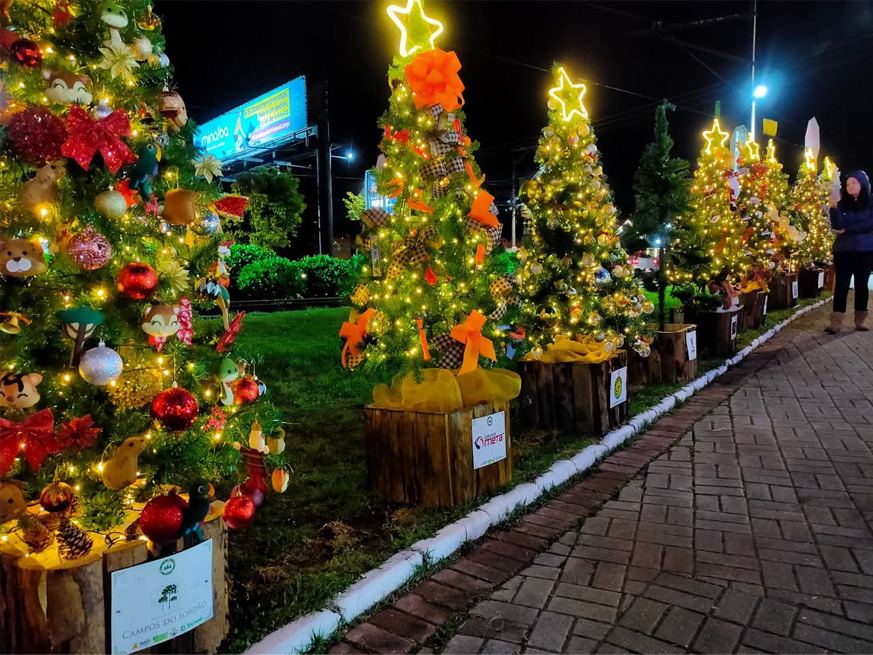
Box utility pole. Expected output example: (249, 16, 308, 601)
(510, 157, 518, 249)
(315, 80, 334, 255)
(749, 0, 758, 141)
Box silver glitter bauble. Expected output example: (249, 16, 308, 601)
(79, 341, 123, 385)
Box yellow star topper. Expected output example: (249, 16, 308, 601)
(745, 139, 761, 161)
(766, 138, 777, 163)
(549, 67, 588, 122)
(804, 147, 816, 173)
(386, 0, 444, 57)
(702, 118, 729, 154)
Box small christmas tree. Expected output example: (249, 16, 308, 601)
(734, 139, 778, 290)
(347, 0, 505, 378)
(790, 149, 834, 269)
(625, 102, 691, 330)
(671, 109, 742, 289)
(514, 64, 652, 358)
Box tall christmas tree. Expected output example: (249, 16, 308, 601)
(346, 0, 506, 380)
(670, 111, 741, 288)
(790, 149, 833, 268)
(514, 64, 652, 359)
(761, 139, 801, 271)
(0, 0, 280, 553)
(734, 138, 778, 289)
(625, 101, 690, 330)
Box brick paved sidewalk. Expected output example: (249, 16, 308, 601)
(332, 302, 873, 655)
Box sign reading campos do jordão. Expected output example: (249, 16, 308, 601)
(194, 77, 308, 163)
(110, 540, 214, 654)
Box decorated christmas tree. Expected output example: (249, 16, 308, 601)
(0, 0, 283, 557)
(513, 64, 653, 360)
(790, 149, 834, 268)
(734, 138, 779, 290)
(670, 111, 742, 289)
(345, 0, 515, 393)
(625, 101, 690, 330)
(761, 139, 802, 272)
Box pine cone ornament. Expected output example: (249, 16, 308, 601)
(57, 515, 93, 560)
(125, 517, 143, 541)
(18, 514, 54, 553)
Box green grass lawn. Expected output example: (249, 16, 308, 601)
(220, 294, 830, 652)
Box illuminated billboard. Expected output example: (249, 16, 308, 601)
(194, 76, 308, 162)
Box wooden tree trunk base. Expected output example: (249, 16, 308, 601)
(0, 513, 228, 654)
(696, 307, 741, 356)
(629, 324, 697, 386)
(798, 268, 824, 298)
(365, 401, 512, 508)
(823, 264, 836, 291)
(770, 273, 798, 310)
(741, 291, 768, 331)
(520, 352, 629, 437)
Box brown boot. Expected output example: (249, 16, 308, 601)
(855, 310, 870, 331)
(825, 311, 845, 334)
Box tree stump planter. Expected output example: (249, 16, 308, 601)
(0, 513, 228, 655)
(696, 306, 742, 356)
(823, 263, 836, 291)
(769, 272, 798, 310)
(798, 267, 824, 299)
(741, 291, 768, 331)
(628, 324, 697, 386)
(364, 401, 512, 508)
(519, 351, 629, 438)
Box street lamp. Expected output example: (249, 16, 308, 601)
(753, 85, 768, 99)
(750, 84, 767, 141)
(331, 148, 354, 161)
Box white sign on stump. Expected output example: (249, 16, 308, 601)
(111, 539, 214, 655)
(763, 295, 769, 315)
(730, 314, 739, 340)
(472, 411, 507, 470)
(818, 272, 825, 289)
(686, 330, 698, 362)
(792, 280, 799, 298)
(610, 366, 628, 408)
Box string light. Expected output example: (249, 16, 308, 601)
(702, 118, 730, 154)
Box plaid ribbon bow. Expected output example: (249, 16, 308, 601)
(362, 207, 392, 230)
(488, 275, 522, 320)
(386, 225, 439, 280)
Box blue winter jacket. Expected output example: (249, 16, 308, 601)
(830, 170, 873, 253)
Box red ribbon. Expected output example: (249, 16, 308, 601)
(384, 125, 410, 143)
(177, 297, 193, 346)
(416, 319, 431, 361)
(0, 408, 58, 475)
(61, 105, 135, 174)
(217, 312, 246, 353)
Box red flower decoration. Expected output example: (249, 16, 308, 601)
(61, 105, 136, 174)
(57, 415, 102, 450)
(0, 409, 58, 474)
(216, 312, 246, 353)
(115, 179, 139, 207)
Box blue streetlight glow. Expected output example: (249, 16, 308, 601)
(347, 150, 355, 161)
(753, 85, 768, 99)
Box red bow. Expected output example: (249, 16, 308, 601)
(384, 125, 410, 143)
(61, 105, 135, 174)
(0, 409, 58, 475)
(217, 312, 246, 352)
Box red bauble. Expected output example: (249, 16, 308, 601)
(117, 262, 159, 300)
(233, 376, 260, 405)
(140, 494, 184, 544)
(39, 481, 75, 513)
(233, 478, 266, 508)
(7, 106, 68, 165)
(222, 494, 255, 529)
(11, 39, 42, 67)
(67, 227, 112, 271)
(151, 388, 199, 432)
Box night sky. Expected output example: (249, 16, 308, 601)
(159, 1, 873, 254)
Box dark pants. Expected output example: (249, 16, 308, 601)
(833, 251, 873, 313)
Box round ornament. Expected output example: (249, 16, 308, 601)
(594, 268, 611, 287)
(195, 211, 220, 236)
(7, 106, 67, 165)
(11, 39, 42, 67)
(131, 36, 153, 61)
(67, 227, 112, 271)
(40, 481, 75, 513)
(642, 301, 655, 314)
(158, 89, 187, 130)
(233, 480, 265, 508)
(140, 494, 183, 544)
(95, 189, 128, 219)
(232, 376, 260, 405)
(79, 340, 123, 385)
(108, 367, 162, 409)
(117, 262, 159, 300)
(538, 305, 560, 327)
(151, 387, 199, 431)
(222, 494, 255, 529)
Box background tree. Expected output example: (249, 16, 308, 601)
(627, 102, 690, 330)
(343, 192, 365, 223)
(230, 167, 306, 249)
(790, 151, 834, 268)
(514, 64, 653, 358)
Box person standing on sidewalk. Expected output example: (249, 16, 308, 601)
(826, 170, 873, 333)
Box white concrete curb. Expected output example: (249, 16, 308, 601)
(245, 296, 831, 654)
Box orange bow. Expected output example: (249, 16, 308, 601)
(340, 309, 374, 368)
(468, 190, 499, 229)
(404, 48, 465, 111)
(450, 310, 496, 376)
(416, 319, 431, 361)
